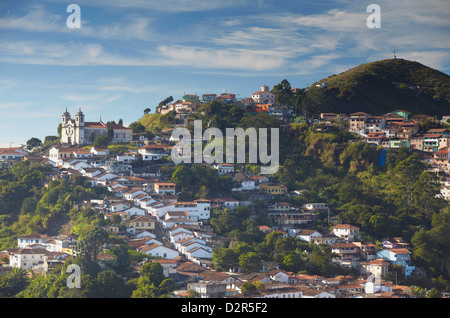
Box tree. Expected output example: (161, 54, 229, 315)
(144, 108, 151, 115)
(44, 136, 59, 145)
(26, 137, 42, 151)
(94, 270, 128, 298)
(241, 282, 257, 294)
(213, 248, 238, 271)
(0, 267, 28, 297)
(158, 96, 174, 108)
(77, 226, 109, 261)
(129, 122, 146, 133)
(271, 79, 294, 106)
(57, 123, 62, 139)
(20, 197, 37, 214)
(107, 125, 114, 142)
(238, 252, 262, 273)
(426, 288, 441, 298)
(93, 135, 110, 147)
(140, 262, 165, 286)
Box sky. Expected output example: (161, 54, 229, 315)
(0, 0, 449, 148)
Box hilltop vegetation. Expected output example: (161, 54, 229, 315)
(301, 59, 450, 116)
(135, 112, 177, 133)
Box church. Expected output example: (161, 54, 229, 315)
(61, 108, 132, 145)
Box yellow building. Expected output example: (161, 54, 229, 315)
(259, 183, 287, 195)
(126, 215, 156, 230)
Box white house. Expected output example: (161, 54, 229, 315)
(210, 198, 240, 209)
(212, 163, 235, 175)
(150, 199, 211, 220)
(251, 85, 275, 104)
(9, 248, 47, 270)
(138, 243, 179, 259)
(0, 148, 26, 161)
(364, 278, 393, 294)
(94, 172, 119, 183)
(175, 237, 210, 254)
(169, 226, 194, 239)
(17, 234, 50, 249)
(138, 144, 168, 161)
(134, 230, 156, 239)
(185, 246, 213, 261)
(80, 167, 105, 178)
(62, 160, 91, 170)
(290, 229, 321, 243)
(269, 270, 296, 284)
(116, 153, 136, 163)
(123, 206, 146, 216)
(170, 231, 194, 244)
(109, 202, 131, 213)
(232, 179, 259, 191)
(90, 147, 110, 156)
(302, 203, 329, 211)
(333, 224, 361, 242)
(138, 197, 158, 210)
(154, 182, 176, 195)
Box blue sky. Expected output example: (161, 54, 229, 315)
(0, 0, 449, 147)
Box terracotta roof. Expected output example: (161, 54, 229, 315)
(388, 248, 411, 255)
(334, 224, 359, 230)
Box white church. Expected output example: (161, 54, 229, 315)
(61, 108, 132, 145)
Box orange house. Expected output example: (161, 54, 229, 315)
(253, 104, 270, 112)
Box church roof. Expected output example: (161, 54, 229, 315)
(83, 121, 131, 130)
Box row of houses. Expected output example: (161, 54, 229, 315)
(48, 143, 172, 172)
(262, 223, 416, 278)
(157, 85, 295, 122)
(170, 266, 414, 298)
(344, 111, 450, 153)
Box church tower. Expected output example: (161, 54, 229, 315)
(74, 108, 85, 144)
(61, 108, 72, 144)
(62, 107, 71, 125)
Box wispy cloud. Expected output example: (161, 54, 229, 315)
(0, 5, 63, 32)
(43, 0, 245, 13)
(157, 45, 289, 71)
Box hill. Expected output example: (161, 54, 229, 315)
(138, 112, 176, 133)
(301, 59, 450, 117)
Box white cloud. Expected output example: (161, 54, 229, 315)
(157, 45, 289, 71)
(53, 0, 244, 13)
(280, 9, 366, 32)
(0, 5, 63, 32)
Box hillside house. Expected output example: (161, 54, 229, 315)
(138, 244, 179, 259)
(377, 248, 415, 276)
(154, 182, 176, 195)
(251, 85, 275, 104)
(333, 224, 360, 242)
(360, 259, 390, 278)
(125, 215, 156, 231)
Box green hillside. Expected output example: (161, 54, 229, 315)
(138, 112, 176, 132)
(302, 59, 450, 116)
